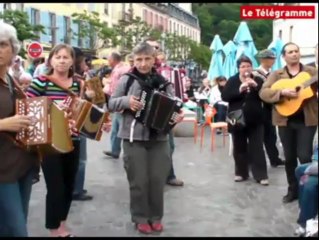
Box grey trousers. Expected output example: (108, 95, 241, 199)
(122, 139, 171, 224)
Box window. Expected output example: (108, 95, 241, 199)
(143, 9, 147, 21)
(30, 8, 40, 25)
(30, 8, 40, 41)
(150, 12, 153, 26)
(49, 12, 56, 46)
(279, 30, 282, 39)
(155, 14, 158, 27)
(104, 3, 108, 15)
(3, 3, 11, 10)
(63, 16, 70, 44)
(289, 26, 293, 41)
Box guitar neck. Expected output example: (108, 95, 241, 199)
(302, 74, 318, 88)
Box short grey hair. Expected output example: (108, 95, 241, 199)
(109, 52, 122, 62)
(132, 42, 156, 57)
(0, 22, 21, 56)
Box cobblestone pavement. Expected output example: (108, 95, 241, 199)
(28, 130, 299, 237)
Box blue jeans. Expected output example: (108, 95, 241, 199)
(110, 112, 122, 156)
(295, 164, 318, 227)
(73, 136, 87, 195)
(0, 168, 34, 237)
(167, 131, 176, 181)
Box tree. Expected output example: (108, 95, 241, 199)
(192, 3, 273, 51)
(71, 10, 116, 50)
(0, 10, 45, 58)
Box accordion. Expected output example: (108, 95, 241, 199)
(85, 77, 106, 105)
(159, 66, 185, 101)
(135, 89, 183, 133)
(16, 96, 74, 155)
(64, 96, 109, 141)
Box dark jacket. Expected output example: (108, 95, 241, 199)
(108, 68, 174, 141)
(0, 76, 37, 183)
(221, 73, 264, 128)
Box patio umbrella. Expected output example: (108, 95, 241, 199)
(233, 21, 258, 68)
(207, 34, 224, 82)
(222, 40, 237, 79)
(268, 37, 284, 71)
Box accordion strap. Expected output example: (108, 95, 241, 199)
(44, 75, 85, 98)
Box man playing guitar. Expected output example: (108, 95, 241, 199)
(259, 42, 318, 204)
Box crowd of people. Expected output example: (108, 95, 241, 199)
(0, 20, 318, 237)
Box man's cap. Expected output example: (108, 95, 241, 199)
(257, 49, 276, 59)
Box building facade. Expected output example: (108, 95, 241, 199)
(140, 3, 200, 43)
(272, 3, 318, 63)
(1, 3, 201, 58)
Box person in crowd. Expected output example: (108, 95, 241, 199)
(72, 47, 95, 201)
(103, 52, 130, 159)
(108, 42, 184, 234)
(307, 44, 317, 69)
(197, 78, 212, 123)
(0, 21, 38, 238)
(259, 42, 318, 203)
(294, 156, 318, 237)
(8, 55, 25, 81)
(126, 53, 134, 67)
(253, 49, 285, 168)
(221, 55, 269, 186)
(33, 57, 49, 78)
(26, 43, 100, 237)
(18, 72, 33, 92)
(146, 40, 184, 187)
(27, 57, 45, 77)
(209, 76, 228, 127)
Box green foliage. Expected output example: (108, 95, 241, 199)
(0, 10, 45, 58)
(193, 3, 273, 51)
(71, 10, 115, 49)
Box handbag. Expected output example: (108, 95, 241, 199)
(226, 109, 246, 130)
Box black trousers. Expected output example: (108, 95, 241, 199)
(263, 107, 281, 165)
(41, 140, 80, 229)
(232, 124, 268, 181)
(213, 103, 227, 122)
(278, 122, 317, 194)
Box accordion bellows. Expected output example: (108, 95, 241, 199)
(16, 96, 74, 155)
(85, 77, 106, 105)
(64, 96, 109, 141)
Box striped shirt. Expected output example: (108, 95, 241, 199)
(26, 75, 81, 104)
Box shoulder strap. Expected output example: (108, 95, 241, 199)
(124, 72, 152, 95)
(6, 73, 26, 99)
(73, 74, 86, 99)
(43, 75, 78, 96)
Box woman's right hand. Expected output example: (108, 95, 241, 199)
(0, 115, 32, 132)
(239, 82, 249, 93)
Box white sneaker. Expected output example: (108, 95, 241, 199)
(294, 226, 306, 237)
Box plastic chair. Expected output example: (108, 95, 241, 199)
(180, 106, 198, 144)
(200, 105, 228, 151)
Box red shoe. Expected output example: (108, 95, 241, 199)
(150, 222, 163, 232)
(136, 223, 152, 234)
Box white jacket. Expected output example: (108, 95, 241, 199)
(209, 85, 228, 106)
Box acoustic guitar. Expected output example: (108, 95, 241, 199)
(271, 71, 318, 117)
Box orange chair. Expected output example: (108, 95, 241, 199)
(200, 106, 228, 151)
(181, 115, 198, 144)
